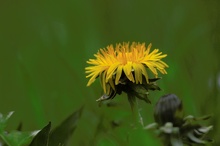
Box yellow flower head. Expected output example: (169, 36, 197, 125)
(85, 42, 168, 95)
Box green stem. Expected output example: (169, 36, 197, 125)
(136, 100, 144, 127)
(0, 134, 11, 146)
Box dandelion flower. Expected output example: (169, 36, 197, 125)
(85, 42, 168, 104)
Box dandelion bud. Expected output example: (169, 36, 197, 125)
(154, 94, 184, 126)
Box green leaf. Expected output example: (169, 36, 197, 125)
(29, 122, 51, 146)
(0, 112, 14, 132)
(1, 130, 38, 146)
(0, 112, 38, 146)
(48, 106, 83, 146)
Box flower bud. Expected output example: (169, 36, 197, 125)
(154, 94, 184, 126)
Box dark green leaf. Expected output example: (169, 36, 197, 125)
(48, 106, 83, 146)
(29, 122, 51, 146)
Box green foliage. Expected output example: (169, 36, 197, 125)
(30, 106, 83, 146)
(48, 106, 83, 146)
(0, 0, 220, 145)
(146, 113, 213, 145)
(0, 107, 83, 146)
(29, 122, 51, 146)
(0, 112, 13, 132)
(0, 112, 37, 146)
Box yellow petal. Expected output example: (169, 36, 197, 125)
(109, 78, 115, 91)
(86, 71, 100, 86)
(146, 43, 152, 55)
(123, 62, 134, 82)
(100, 71, 107, 93)
(139, 64, 149, 83)
(115, 65, 123, 85)
(106, 62, 120, 82)
(144, 62, 158, 76)
(133, 63, 142, 84)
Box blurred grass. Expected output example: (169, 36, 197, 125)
(0, 0, 219, 145)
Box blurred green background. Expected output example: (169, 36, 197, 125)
(0, 0, 219, 145)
